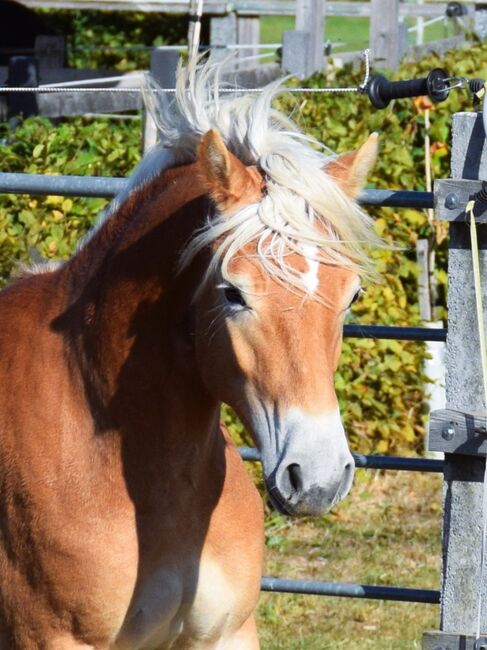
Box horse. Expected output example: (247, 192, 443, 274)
(0, 60, 379, 648)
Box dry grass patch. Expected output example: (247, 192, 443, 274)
(258, 468, 442, 649)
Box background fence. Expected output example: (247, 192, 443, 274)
(10, 0, 484, 75)
(2, 0, 484, 120)
(2, 103, 487, 647)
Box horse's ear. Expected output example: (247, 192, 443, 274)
(197, 129, 264, 212)
(325, 133, 379, 199)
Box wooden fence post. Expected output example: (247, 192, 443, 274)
(210, 12, 238, 61)
(34, 35, 65, 73)
(369, 0, 401, 70)
(6, 56, 38, 119)
(281, 0, 325, 78)
(423, 113, 487, 648)
(143, 48, 179, 154)
(237, 16, 260, 70)
(474, 3, 487, 40)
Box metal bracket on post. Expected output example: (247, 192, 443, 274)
(423, 631, 487, 649)
(435, 179, 487, 222)
(428, 409, 487, 455)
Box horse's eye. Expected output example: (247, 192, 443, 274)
(224, 285, 247, 308)
(350, 289, 362, 307)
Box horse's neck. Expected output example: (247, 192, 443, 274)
(56, 160, 219, 454)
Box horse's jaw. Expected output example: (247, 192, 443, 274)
(246, 405, 355, 517)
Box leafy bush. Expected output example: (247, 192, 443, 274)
(0, 117, 140, 272)
(2, 40, 487, 454)
(39, 10, 188, 70)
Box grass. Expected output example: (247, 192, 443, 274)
(257, 468, 442, 649)
(260, 16, 369, 51)
(260, 15, 459, 52)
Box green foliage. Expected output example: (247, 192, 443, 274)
(2, 40, 487, 454)
(39, 10, 188, 70)
(0, 116, 140, 275)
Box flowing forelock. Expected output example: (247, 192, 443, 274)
(143, 57, 380, 294)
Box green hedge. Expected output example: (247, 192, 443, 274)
(2, 40, 487, 454)
(39, 10, 188, 70)
(0, 117, 140, 269)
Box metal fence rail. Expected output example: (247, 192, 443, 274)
(344, 324, 446, 342)
(239, 447, 444, 472)
(0, 172, 435, 209)
(260, 577, 440, 604)
(247, 448, 443, 604)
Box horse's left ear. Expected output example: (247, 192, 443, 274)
(197, 129, 264, 212)
(325, 133, 379, 199)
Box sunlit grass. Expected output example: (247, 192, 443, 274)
(260, 14, 460, 53)
(257, 469, 442, 649)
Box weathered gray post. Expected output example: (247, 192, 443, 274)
(475, 3, 487, 40)
(143, 48, 179, 154)
(237, 16, 260, 70)
(34, 35, 65, 73)
(424, 113, 487, 648)
(281, 0, 325, 78)
(369, 0, 401, 70)
(6, 56, 38, 119)
(210, 12, 238, 61)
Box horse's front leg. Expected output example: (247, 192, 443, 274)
(223, 614, 260, 650)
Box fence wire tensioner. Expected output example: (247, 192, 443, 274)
(363, 68, 487, 114)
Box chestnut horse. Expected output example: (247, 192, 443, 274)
(0, 61, 378, 648)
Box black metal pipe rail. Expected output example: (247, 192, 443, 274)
(360, 188, 434, 209)
(260, 577, 440, 604)
(0, 172, 126, 198)
(344, 324, 446, 342)
(239, 447, 444, 472)
(0, 172, 435, 209)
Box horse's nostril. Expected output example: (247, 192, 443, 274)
(287, 463, 303, 495)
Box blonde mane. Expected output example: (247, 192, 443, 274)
(144, 57, 379, 292)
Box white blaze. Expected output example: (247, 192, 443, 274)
(301, 245, 320, 294)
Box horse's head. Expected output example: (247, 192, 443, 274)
(184, 127, 378, 517)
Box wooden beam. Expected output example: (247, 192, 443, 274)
(369, 0, 400, 69)
(17, 0, 462, 18)
(295, 0, 325, 75)
(237, 16, 260, 69)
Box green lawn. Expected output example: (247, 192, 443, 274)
(260, 14, 457, 52)
(257, 469, 442, 649)
(260, 16, 370, 51)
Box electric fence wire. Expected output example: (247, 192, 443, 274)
(0, 49, 372, 95)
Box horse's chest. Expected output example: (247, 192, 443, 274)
(120, 557, 242, 649)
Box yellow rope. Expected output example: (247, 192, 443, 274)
(468, 200, 487, 410)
